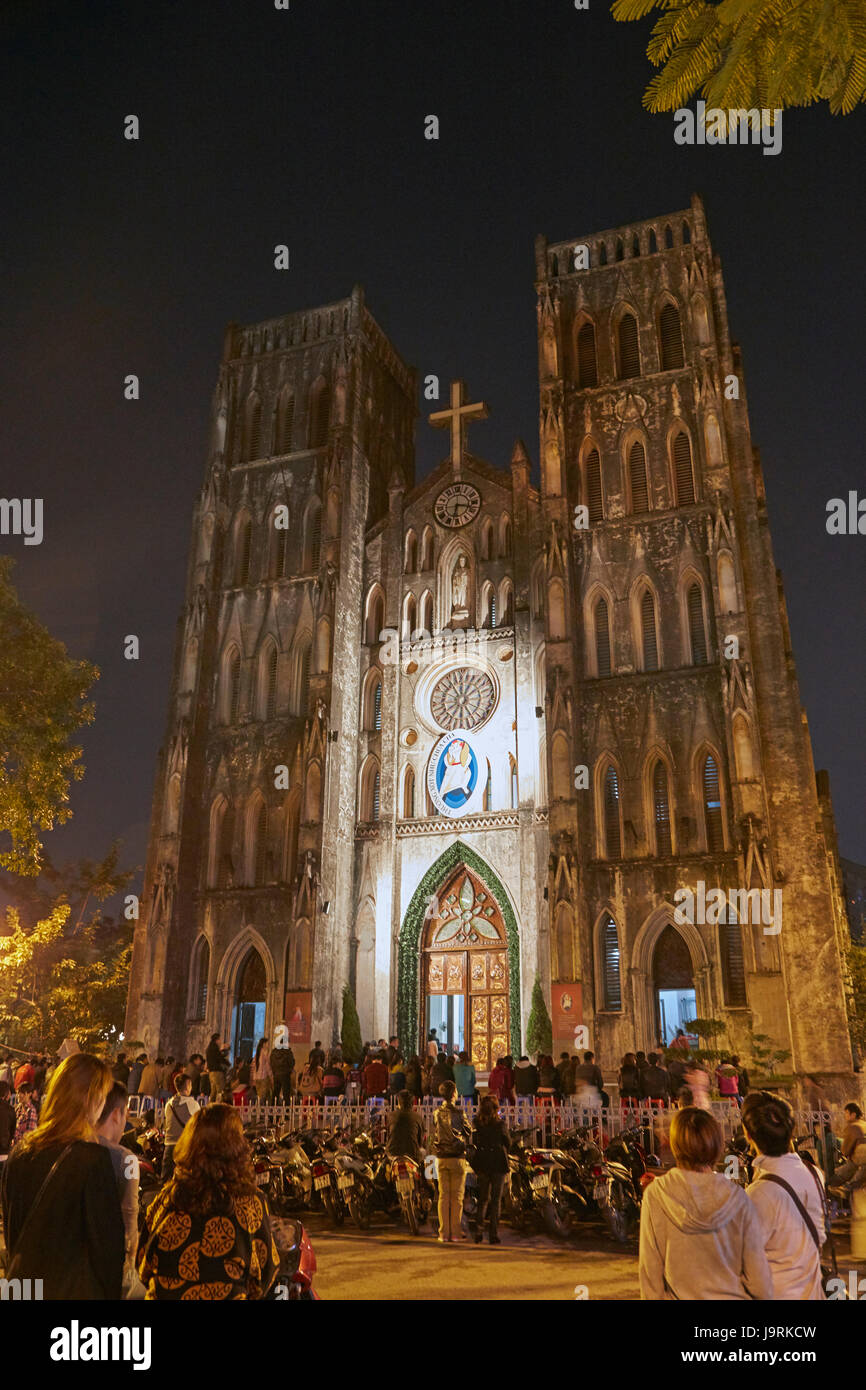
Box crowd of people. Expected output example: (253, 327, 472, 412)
(2, 1036, 864, 1302)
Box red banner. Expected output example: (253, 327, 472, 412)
(551, 982, 586, 1055)
(283, 992, 312, 1045)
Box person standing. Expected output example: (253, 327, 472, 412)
(323, 1054, 347, 1099)
(742, 1091, 827, 1300)
(471, 1096, 509, 1245)
(388, 1053, 407, 1097)
(640, 1053, 671, 1106)
(830, 1101, 866, 1193)
(386, 1090, 425, 1163)
(95, 1081, 143, 1298)
(298, 1057, 324, 1103)
(638, 1106, 773, 1301)
(127, 1053, 145, 1096)
(206, 1034, 228, 1105)
(618, 1053, 641, 1109)
(308, 1040, 326, 1069)
(432, 1081, 471, 1243)
(14, 1083, 39, 1144)
(138, 1055, 160, 1101)
(731, 1055, 750, 1101)
(1, 1053, 124, 1299)
(162, 1073, 200, 1180)
(426, 1028, 440, 1060)
(453, 1052, 477, 1103)
(269, 1030, 295, 1104)
(363, 1051, 389, 1101)
(716, 1058, 740, 1106)
(555, 1052, 574, 1099)
(537, 1055, 558, 1101)
(430, 1051, 455, 1095)
(13, 1057, 35, 1093)
(137, 1105, 279, 1300)
(404, 1055, 424, 1100)
(0, 1080, 16, 1166)
(112, 1052, 130, 1086)
(252, 1038, 273, 1103)
(513, 1055, 538, 1099)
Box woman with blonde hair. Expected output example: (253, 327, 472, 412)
(0, 1052, 125, 1299)
(137, 1103, 279, 1300)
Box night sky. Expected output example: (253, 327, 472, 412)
(2, 0, 865, 898)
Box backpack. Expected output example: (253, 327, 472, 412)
(299, 1066, 321, 1096)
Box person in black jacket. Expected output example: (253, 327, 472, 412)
(513, 1056, 539, 1097)
(471, 1096, 510, 1244)
(1, 1053, 124, 1300)
(640, 1053, 671, 1104)
(0, 1080, 15, 1161)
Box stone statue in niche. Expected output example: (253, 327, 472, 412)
(450, 555, 470, 620)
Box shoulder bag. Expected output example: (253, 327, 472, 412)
(5, 1143, 75, 1278)
(757, 1161, 847, 1299)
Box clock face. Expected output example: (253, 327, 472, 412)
(434, 483, 481, 529)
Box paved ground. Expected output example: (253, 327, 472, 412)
(304, 1209, 642, 1300)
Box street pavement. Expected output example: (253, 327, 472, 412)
(304, 1210, 642, 1300)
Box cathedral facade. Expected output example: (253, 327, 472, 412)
(125, 197, 856, 1093)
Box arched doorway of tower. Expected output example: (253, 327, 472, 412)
(653, 923, 696, 1047)
(398, 842, 521, 1070)
(233, 948, 267, 1064)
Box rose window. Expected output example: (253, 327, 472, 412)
(430, 667, 495, 731)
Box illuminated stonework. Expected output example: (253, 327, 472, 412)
(430, 667, 495, 731)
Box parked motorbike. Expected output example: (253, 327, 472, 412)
(595, 1127, 649, 1242)
(502, 1126, 569, 1237)
(266, 1217, 320, 1301)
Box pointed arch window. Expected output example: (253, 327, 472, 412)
(191, 938, 210, 1019)
(296, 640, 312, 715)
(480, 519, 493, 560)
(372, 771, 380, 821)
(264, 644, 278, 720)
(628, 440, 649, 513)
(234, 518, 252, 587)
(373, 679, 382, 732)
(632, 233, 641, 258)
(649, 228, 658, 254)
(402, 592, 417, 641)
(484, 586, 497, 629)
(404, 531, 418, 573)
(687, 582, 708, 665)
(617, 313, 641, 380)
(702, 754, 724, 852)
(664, 224, 674, 250)
(720, 912, 748, 1006)
(253, 801, 268, 885)
(243, 394, 263, 461)
(268, 512, 288, 580)
(403, 766, 415, 819)
(576, 321, 598, 388)
(483, 761, 492, 812)
(615, 237, 624, 262)
(641, 589, 660, 671)
(594, 597, 612, 678)
(284, 795, 300, 883)
(309, 380, 330, 448)
(421, 527, 434, 570)
(208, 797, 227, 888)
(600, 914, 622, 1010)
(365, 587, 385, 645)
(304, 504, 322, 572)
(224, 649, 241, 724)
(500, 518, 512, 557)
(673, 430, 696, 505)
(603, 765, 621, 858)
(585, 447, 603, 524)
(682, 220, 691, 245)
(275, 388, 295, 454)
(652, 761, 672, 856)
(501, 583, 514, 627)
(419, 590, 433, 636)
(659, 302, 684, 370)
(598, 242, 608, 266)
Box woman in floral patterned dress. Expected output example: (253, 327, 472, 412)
(137, 1104, 279, 1300)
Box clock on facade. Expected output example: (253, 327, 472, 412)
(434, 482, 481, 529)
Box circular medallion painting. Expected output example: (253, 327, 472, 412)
(430, 667, 495, 731)
(427, 730, 480, 817)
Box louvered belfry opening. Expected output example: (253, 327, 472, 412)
(193, 939, 209, 1019)
(244, 395, 263, 461)
(703, 755, 724, 852)
(641, 589, 659, 671)
(628, 440, 649, 513)
(595, 597, 612, 677)
(653, 760, 672, 856)
(265, 646, 278, 720)
(721, 914, 748, 1006)
(276, 390, 294, 454)
(604, 765, 621, 857)
(576, 321, 598, 388)
(229, 652, 241, 724)
(688, 583, 708, 665)
(618, 313, 641, 380)
(235, 518, 252, 586)
(601, 914, 621, 1010)
(254, 802, 268, 885)
(585, 448, 603, 523)
(673, 431, 696, 505)
(659, 302, 685, 370)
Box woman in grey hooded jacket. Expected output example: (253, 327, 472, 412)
(639, 1106, 773, 1300)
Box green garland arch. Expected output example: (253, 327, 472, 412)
(397, 840, 522, 1061)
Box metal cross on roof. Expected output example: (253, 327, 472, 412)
(429, 380, 489, 479)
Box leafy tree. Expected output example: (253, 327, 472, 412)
(525, 975, 553, 1057)
(611, 0, 866, 119)
(748, 1029, 791, 1080)
(0, 558, 98, 875)
(340, 984, 362, 1063)
(0, 844, 136, 1053)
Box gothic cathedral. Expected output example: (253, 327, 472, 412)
(125, 197, 856, 1095)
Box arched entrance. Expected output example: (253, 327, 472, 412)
(233, 948, 266, 1063)
(422, 865, 509, 1071)
(653, 923, 696, 1047)
(398, 841, 521, 1066)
